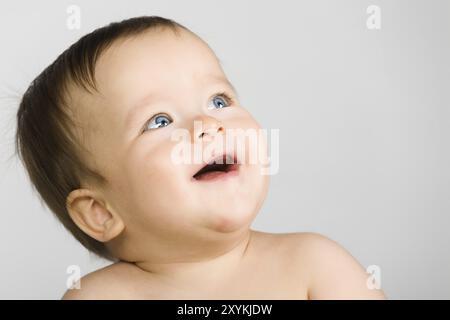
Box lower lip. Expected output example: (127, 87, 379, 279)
(192, 166, 240, 182)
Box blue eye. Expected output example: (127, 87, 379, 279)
(208, 92, 234, 110)
(143, 113, 172, 132)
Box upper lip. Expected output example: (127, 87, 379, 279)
(191, 151, 239, 179)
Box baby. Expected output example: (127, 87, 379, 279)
(15, 16, 386, 299)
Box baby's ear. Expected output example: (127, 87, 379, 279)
(66, 189, 124, 242)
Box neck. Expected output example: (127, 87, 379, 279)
(131, 228, 254, 288)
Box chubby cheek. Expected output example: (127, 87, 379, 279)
(242, 114, 271, 209)
(232, 112, 271, 181)
(121, 140, 198, 231)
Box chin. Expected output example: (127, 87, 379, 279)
(205, 204, 258, 234)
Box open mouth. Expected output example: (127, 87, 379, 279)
(192, 153, 240, 182)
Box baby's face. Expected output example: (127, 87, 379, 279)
(75, 28, 269, 257)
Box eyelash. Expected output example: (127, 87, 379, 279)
(141, 92, 235, 134)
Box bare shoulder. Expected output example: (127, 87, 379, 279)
(250, 230, 337, 255)
(295, 232, 386, 299)
(258, 231, 387, 300)
(61, 261, 139, 300)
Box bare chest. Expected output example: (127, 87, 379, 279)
(127, 260, 308, 300)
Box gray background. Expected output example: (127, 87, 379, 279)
(0, 0, 449, 299)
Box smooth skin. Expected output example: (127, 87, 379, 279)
(62, 27, 386, 300)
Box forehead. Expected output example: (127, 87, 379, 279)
(70, 28, 230, 151)
(93, 28, 224, 105)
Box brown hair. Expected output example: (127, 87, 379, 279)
(15, 16, 188, 260)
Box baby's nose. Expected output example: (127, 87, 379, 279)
(192, 115, 224, 141)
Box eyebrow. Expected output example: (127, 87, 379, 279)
(125, 75, 239, 129)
